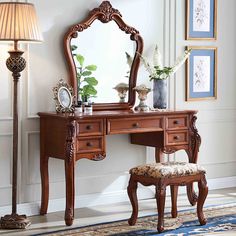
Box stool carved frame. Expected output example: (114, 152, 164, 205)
(127, 172, 208, 233)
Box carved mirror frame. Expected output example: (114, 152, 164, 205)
(64, 1, 143, 110)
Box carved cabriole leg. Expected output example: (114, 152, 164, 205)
(64, 121, 76, 226)
(170, 185, 178, 218)
(156, 180, 166, 233)
(40, 154, 49, 215)
(186, 115, 202, 206)
(160, 148, 179, 219)
(127, 175, 138, 226)
(197, 174, 208, 225)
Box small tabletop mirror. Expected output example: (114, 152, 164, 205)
(64, 1, 143, 110)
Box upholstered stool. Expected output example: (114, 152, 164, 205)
(127, 162, 208, 233)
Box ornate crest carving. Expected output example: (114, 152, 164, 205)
(90, 1, 122, 23)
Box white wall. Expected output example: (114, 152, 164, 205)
(0, 0, 235, 214)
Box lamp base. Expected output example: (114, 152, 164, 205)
(0, 213, 31, 229)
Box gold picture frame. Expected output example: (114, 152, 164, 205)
(53, 79, 75, 113)
(186, 0, 217, 40)
(186, 46, 217, 101)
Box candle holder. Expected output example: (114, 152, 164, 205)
(113, 83, 129, 103)
(133, 84, 151, 112)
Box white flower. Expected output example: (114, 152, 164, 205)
(171, 49, 191, 74)
(139, 55, 155, 75)
(153, 45, 163, 69)
(138, 45, 191, 80)
(125, 52, 133, 69)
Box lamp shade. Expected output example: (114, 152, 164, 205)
(0, 2, 43, 42)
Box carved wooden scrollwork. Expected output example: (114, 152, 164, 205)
(92, 153, 106, 161)
(156, 180, 166, 196)
(65, 121, 76, 163)
(90, 1, 121, 23)
(200, 174, 207, 187)
(71, 23, 90, 33)
(189, 115, 202, 163)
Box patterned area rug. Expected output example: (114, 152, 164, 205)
(35, 203, 236, 236)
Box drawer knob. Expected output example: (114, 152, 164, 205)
(86, 142, 93, 147)
(174, 135, 180, 140)
(133, 123, 139, 128)
(173, 120, 179, 125)
(86, 125, 92, 130)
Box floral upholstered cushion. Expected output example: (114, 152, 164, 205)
(129, 162, 205, 178)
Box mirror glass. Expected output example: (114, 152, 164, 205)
(71, 20, 135, 103)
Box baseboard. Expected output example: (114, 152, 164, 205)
(0, 176, 235, 217)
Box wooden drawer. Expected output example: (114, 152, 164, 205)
(76, 136, 104, 153)
(166, 116, 188, 130)
(166, 130, 188, 145)
(77, 119, 104, 136)
(107, 117, 163, 134)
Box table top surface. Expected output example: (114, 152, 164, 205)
(38, 109, 197, 120)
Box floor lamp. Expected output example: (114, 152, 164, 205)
(0, 2, 42, 229)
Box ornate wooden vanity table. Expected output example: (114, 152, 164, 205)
(38, 1, 201, 226)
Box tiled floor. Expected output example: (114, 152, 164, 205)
(0, 187, 236, 235)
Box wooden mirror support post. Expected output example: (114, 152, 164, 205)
(0, 2, 42, 229)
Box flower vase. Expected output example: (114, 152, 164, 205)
(153, 79, 167, 109)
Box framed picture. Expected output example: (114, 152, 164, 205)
(186, 0, 217, 40)
(53, 79, 75, 113)
(186, 46, 217, 101)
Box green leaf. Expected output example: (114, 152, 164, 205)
(76, 72, 81, 79)
(76, 54, 84, 66)
(85, 65, 97, 71)
(84, 77, 98, 86)
(71, 45, 78, 52)
(82, 71, 92, 76)
(83, 85, 97, 96)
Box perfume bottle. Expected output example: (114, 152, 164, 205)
(83, 97, 93, 114)
(76, 94, 83, 113)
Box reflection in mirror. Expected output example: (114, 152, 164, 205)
(71, 20, 135, 103)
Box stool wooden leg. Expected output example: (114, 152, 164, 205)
(197, 174, 208, 225)
(171, 185, 178, 218)
(187, 183, 198, 206)
(156, 182, 166, 233)
(127, 175, 138, 226)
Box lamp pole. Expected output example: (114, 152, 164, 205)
(0, 2, 42, 229)
(0, 42, 30, 229)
